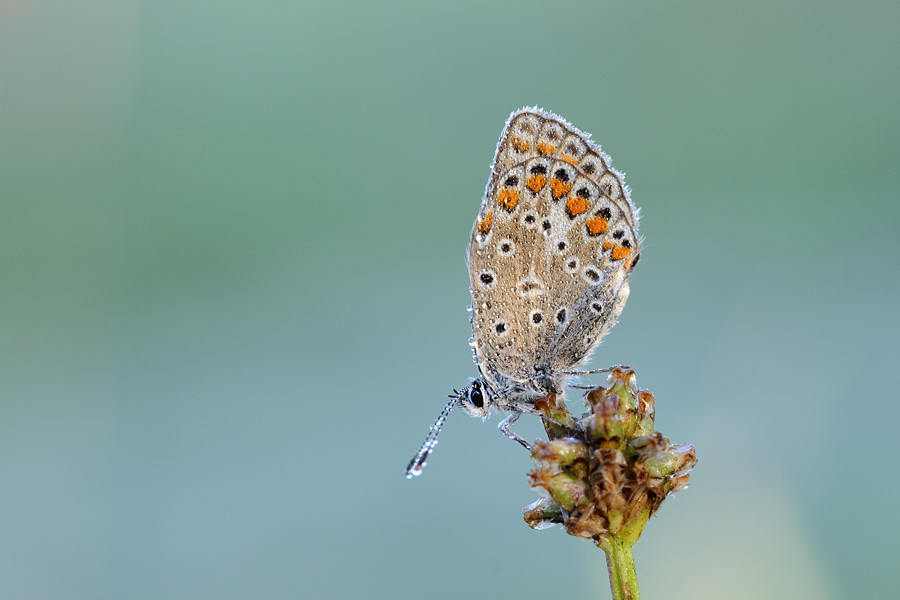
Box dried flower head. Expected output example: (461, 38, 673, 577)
(524, 367, 697, 547)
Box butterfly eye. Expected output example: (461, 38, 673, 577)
(468, 382, 484, 408)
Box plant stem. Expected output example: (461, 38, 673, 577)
(599, 537, 640, 600)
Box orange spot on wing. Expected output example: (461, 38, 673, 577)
(566, 196, 590, 217)
(560, 153, 577, 166)
(611, 245, 632, 260)
(537, 142, 556, 156)
(549, 179, 573, 199)
(478, 211, 493, 232)
(526, 174, 547, 193)
(497, 189, 519, 211)
(602, 240, 615, 251)
(511, 138, 529, 152)
(587, 217, 609, 236)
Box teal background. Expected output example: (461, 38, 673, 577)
(2, 1, 898, 598)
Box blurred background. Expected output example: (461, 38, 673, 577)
(1, 1, 898, 598)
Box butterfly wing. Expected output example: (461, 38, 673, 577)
(469, 108, 640, 395)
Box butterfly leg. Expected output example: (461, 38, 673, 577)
(498, 412, 531, 450)
(558, 364, 631, 376)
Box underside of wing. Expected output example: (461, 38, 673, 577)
(468, 108, 641, 388)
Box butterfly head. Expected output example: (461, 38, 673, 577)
(457, 379, 493, 419)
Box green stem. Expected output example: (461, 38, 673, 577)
(599, 537, 640, 600)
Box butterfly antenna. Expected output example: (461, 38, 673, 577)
(405, 392, 460, 478)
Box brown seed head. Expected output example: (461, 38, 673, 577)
(523, 368, 697, 547)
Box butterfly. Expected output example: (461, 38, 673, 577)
(406, 108, 640, 477)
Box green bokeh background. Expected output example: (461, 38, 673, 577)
(2, 1, 898, 598)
